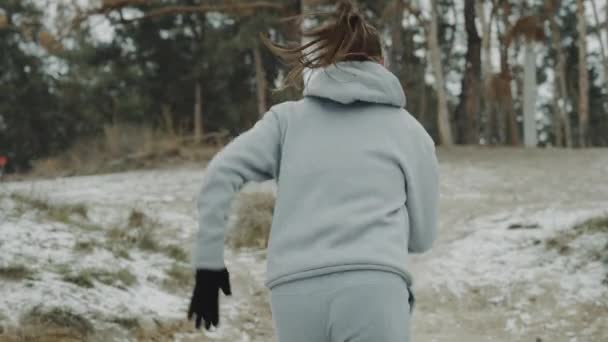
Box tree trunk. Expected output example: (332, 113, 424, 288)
(549, 12, 573, 148)
(279, 0, 303, 93)
(389, 1, 405, 78)
(498, 3, 520, 146)
(253, 45, 268, 117)
(429, 0, 453, 146)
(478, 0, 493, 143)
(590, 0, 608, 89)
(454, 0, 481, 144)
(577, 0, 589, 147)
(194, 81, 203, 143)
(522, 41, 537, 147)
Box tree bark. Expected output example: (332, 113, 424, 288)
(389, 1, 405, 78)
(577, 0, 589, 147)
(498, 2, 520, 146)
(549, 11, 573, 148)
(162, 104, 175, 136)
(194, 81, 203, 143)
(478, 0, 494, 143)
(253, 45, 268, 117)
(454, 0, 482, 144)
(429, 0, 453, 146)
(522, 41, 538, 147)
(590, 0, 608, 89)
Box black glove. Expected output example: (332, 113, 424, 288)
(187, 268, 232, 330)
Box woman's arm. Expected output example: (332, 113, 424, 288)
(193, 110, 282, 269)
(402, 121, 440, 254)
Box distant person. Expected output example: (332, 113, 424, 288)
(187, 1, 439, 341)
(0, 155, 7, 180)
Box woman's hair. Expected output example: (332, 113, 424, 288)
(262, 0, 383, 89)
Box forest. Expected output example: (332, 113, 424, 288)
(1, 0, 608, 172)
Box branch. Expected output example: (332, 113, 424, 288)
(403, 1, 427, 28)
(83, 1, 284, 21)
(128, 2, 284, 21)
(66, 1, 284, 37)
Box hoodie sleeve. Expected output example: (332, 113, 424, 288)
(403, 124, 440, 254)
(193, 110, 282, 270)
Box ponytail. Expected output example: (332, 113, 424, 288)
(262, 0, 383, 89)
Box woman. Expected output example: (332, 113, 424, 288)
(188, 1, 439, 341)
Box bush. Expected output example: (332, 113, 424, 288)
(226, 192, 275, 250)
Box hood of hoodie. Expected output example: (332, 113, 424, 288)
(303, 61, 406, 108)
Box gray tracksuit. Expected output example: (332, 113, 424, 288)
(193, 61, 439, 341)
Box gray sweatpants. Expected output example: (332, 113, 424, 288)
(270, 270, 412, 342)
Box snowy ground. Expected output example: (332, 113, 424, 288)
(1, 147, 607, 341)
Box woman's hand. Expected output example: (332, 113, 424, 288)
(187, 268, 232, 330)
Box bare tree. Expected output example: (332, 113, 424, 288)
(577, 0, 590, 147)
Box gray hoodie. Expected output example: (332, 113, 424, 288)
(194, 61, 439, 289)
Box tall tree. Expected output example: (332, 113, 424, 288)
(546, 0, 573, 147)
(0, 0, 66, 170)
(577, 0, 589, 147)
(386, 0, 406, 79)
(590, 0, 608, 89)
(429, 0, 454, 146)
(506, 14, 545, 147)
(454, 0, 482, 144)
(496, 0, 520, 145)
(478, 0, 496, 143)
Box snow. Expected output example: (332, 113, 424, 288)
(1, 148, 607, 340)
(424, 207, 608, 302)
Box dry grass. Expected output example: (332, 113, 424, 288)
(105, 209, 163, 255)
(545, 216, 608, 285)
(0, 264, 34, 281)
(29, 124, 225, 178)
(9, 193, 90, 229)
(162, 245, 189, 262)
(546, 216, 608, 255)
(162, 263, 193, 291)
(73, 240, 96, 253)
(109, 316, 140, 331)
(61, 268, 137, 289)
(8, 306, 95, 341)
(227, 192, 275, 250)
(0, 13, 8, 30)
